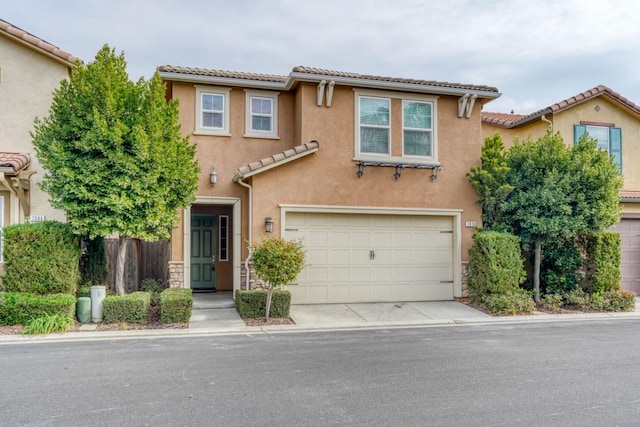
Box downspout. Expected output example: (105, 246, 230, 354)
(541, 114, 553, 130)
(235, 177, 253, 290)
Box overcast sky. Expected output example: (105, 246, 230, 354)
(4, 0, 640, 113)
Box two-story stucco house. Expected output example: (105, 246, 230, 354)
(482, 86, 640, 293)
(0, 19, 77, 259)
(159, 65, 500, 304)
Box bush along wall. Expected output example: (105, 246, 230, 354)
(103, 292, 150, 324)
(2, 221, 80, 295)
(0, 292, 76, 326)
(79, 235, 108, 286)
(160, 288, 192, 324)
(467, 231, 533, 315)
(235, 289, 291, 319)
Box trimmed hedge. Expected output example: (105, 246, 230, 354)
(235, 289, 291, 319)
(2, 221, 80, 295)
(467, 231, 526, 301)
(103, 292, 150, 324)
(582, 232, 621, 294)
(0, 292, 76, 326)
(160, 288, 192, 324)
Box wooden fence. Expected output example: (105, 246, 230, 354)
(105, 239, 170, 293)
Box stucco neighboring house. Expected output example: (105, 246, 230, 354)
(0, 19, 77, 258)
(159, 65, 501, 304)
(482, 85, 640, 293)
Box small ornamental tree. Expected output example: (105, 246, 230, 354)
(32, 45, 199, 295)
(467, 133, 514, 229)
(250, 237, 305, 322)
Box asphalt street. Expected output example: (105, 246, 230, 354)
(2, 320, 640, 426)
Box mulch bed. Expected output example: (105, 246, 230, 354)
(242, 317, 295, 326)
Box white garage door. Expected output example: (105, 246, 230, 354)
(283, 212, 454, 304)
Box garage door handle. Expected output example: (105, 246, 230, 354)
(370, 250, 375, 260)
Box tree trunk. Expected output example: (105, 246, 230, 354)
(533, 241, 541, 304)
(116, 237, 128, 296)
(265, 286, 273, 322)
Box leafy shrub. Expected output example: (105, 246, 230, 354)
(541, 238, 581, 294)
(23, 314, 74, 335)
(589, 289, 636, 312)
(0, 292, 76, 326)
(77, 286, 92, 298)
(467, 231, 526, 301)
(481, 289, 535, 315)
(562, 288, 592, 310)
(141, 278, 168, 306)
(2, 221, 80, 295)
(235, 289, 291, 319)
(103, 292, 150, 324)
(160, 288, 192, 324)
(79, 235, 108, 286)
(576, 232, 621, 294)
(540, 293, 563, 310)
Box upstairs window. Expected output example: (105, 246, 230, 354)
(195, 86, 230, 135)
(403, 101, 433, 157)
(355, 90, 438, 164)
(359, 96, 390, 155)
(245, 90, 279, 139)
(574, 124, 622, 173)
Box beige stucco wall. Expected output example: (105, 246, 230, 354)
(169, 80, 485, 263)
(482, 120, 549, 147)
(0, 35, 70, 223)
(483, 96, 640, 217)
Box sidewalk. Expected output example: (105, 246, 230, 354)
(2, 294, 640, 343)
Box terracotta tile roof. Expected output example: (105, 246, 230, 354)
(481, 112, 527, 127)
(160, 65, 500, 97)
(158, 65, 287, 83)
(0, 18, 78, 66)
(483, 85, 640, 128)
(0, 152, 30, 173)
(291, 66, 499, 94)
(234, 141, 319, 180)
(620, 191, 640, 200)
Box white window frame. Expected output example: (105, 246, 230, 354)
(402, 100, 434, 160)
(195, 85, 231, 136)
(354, 89, 438, 165)
(357, 96, 391, 157)
(244, 90, 279, 139)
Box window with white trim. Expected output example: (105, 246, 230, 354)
(195, 86, 230, 135)
(244, 90, 279, 139)
(403, 100, 433, 157)
(355, 90, 437, 164)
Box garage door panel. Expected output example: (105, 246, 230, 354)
(284, 212, 455, 303)
(611, 219, 640, 294)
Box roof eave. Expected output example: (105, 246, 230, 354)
(0, 32, 77, 68)
(287, 71, 501, 99)
(159, 71, 286, 90)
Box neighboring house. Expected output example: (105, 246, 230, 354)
(0, 19, 77, 260)
(159, 65, 500, 303)
(482, 85, 640, 293)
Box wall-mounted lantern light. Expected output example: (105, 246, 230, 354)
(265, 217, 274, 233)
(210, 167, 218, 186)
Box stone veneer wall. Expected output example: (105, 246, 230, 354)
(168, 261, 184, 288)
(461, 261, 470, 298)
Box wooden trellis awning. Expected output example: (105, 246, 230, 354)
(0, 152, 35, 217)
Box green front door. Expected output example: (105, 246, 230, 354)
(190, 215, 217, 290)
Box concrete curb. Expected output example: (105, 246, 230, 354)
(2, 310, 640, 344)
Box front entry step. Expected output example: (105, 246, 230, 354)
(192, 291, 235, 310)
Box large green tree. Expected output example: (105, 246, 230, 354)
(499, 130, 622, 302)
(32, 45, 199, 295)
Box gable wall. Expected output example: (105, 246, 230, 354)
(0, 35, 70, 223)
